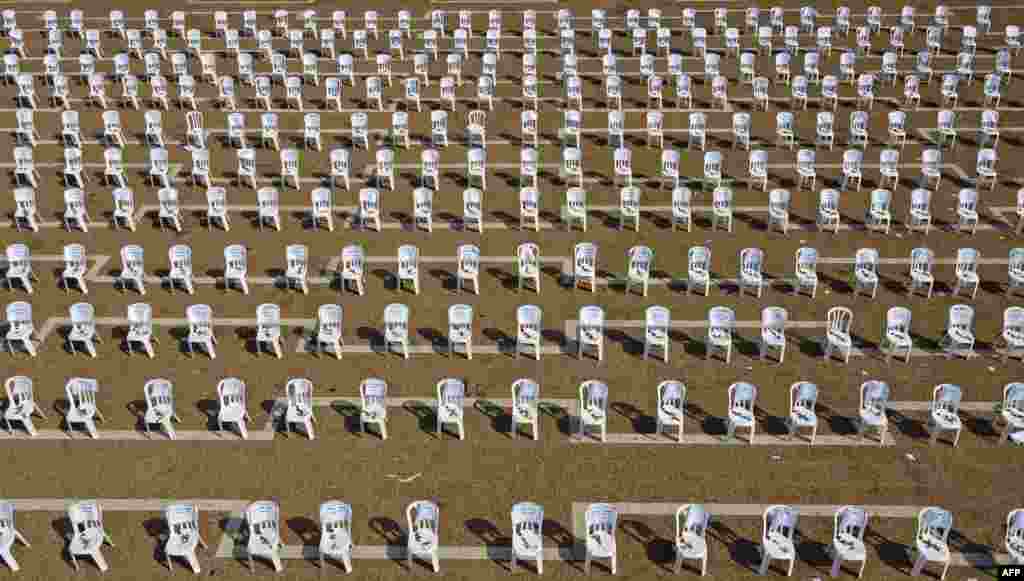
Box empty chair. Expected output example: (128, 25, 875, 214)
(651, 380, 688, 444)
(928, 384, 963, 447)
(853, 248, 879, 298)
(436, 378, 466, 440)
(760, 307, 787, 363)
(674, 504, 709, 575)
(797, 150, 817, 190)
(619, 187, 641, 232)
(706, 306, 734, 363)
(759, 505, 797, 575)
(164, 503, 207, 574)
(941, 304, 976, 359)
(791, 247, 818, 298)
(125, 303, 156, 358)
(256, 304, 283, 358)
(576, 305, 605, 362)
(957, 189, 979, 235)
(64, 378, 103, 438)
(880, 306, 914, 365)
(118, 246, 146, 296)
(313, 304, 344, 359)
(909, 189, 932, 235)
(749, 150, 768, 192)
(406, 501, 440, 573)
(643, 305, 670, 362)
(3, 302, 35, 357)
(841, 150, 863, 192)
(830, 506, 868, 577)
(768, 189, 791, 235)
(788, 382, 818, 444)
(910, 508, 952, 580)
(63, 188, 90, 232)
(384, 303, 410, 358)
(285, 245, 309, 294)
(12, 188, 39, 232)
(0, 500, 29, 571)
(284, 378, 316, 439)
(953, 248, 980, 300)
(204, 188, 230, 231)
(3, 376, 44, 436)
(158, 188, 183, 233)
(223, 245, 249, 295)
(825, 306, 854, 363)
(673, 187, 692, 232)
(66, 501, 113, 571)
(712, 186, 733, 232)
(143, 379, 180, 440)
(727, 382, 758, 444)
(355, 378, 389, 438)
(456, 245, 480, 295)
(865, 189, 892, 234)
(245, 502, 283, 573)
(168, 245, 194, 295)
(463, 189, 483, 234)
(217, 378, 250, 439)
(447, 304, 474, 359)
(977, 149, 998, 191)
(318, 502, 353, 573)
(185, 304, 216, 359)
(573, 242, 598, 293)
(359, 188, 381, 231)
(577, 380, 608, 442)
(517, 243, 541, 294)
(739, 248, 765, 298)
(67, 302, 101, 358)
(565, 188, 587, 232)
(310, 188, 334, 232)
(1000, 384, 1024, 443)
(814, 112, 832, 150)
(858, 380, 890, 445)
(4, 244, 34, 294)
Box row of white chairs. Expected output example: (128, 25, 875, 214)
(6, 499, 1008, 577)
(9, 374, 1024, 449)
(4, 239, 1010, 301)
(2, 299, 1012, 367)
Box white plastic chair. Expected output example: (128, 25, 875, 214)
(941, 304, 975, 359)
(578, 381, 608, 442)
(910, 508, 951, 580)
(686, 246, 711, 297)
(953, 248, 980, 300)
(706, 306, 734, 363)
(4, 244, 34, 294)
(830, 506, 868, 578)
(64, 378, 103, 438)
(66, 501, 113, 571)
(760, 307, 787, 363)
(222, 245, 248, 295)
(957, 189, 979, 235)
(884, 307, 913, 363)
(284, 378, 316, 439)
(853, 248, 879, 298)
(119, 245, 147, 295)
(674, 504, 708, 575)
(928, 384, 962, 447)
(143, 379, 180, 439)
(825, 306, 854, 363)
(1000, 383, 1024, 444)
(3, 302, 35, 357)
(359, 188, 382, 231)
(0, 500, 29, 571)
(759, 506, 798, 575)
(164, 503, 207, 573)
(517, 243, 541, 294)
(456, 245, 480, 295)
(168, 245, 194, 295)
(448, 305, 474, 359)
(573, 243, 597, 293)
(653, 380, 685, 442)
(511, 379, 540, 439)
(406, 501, 440, 572)
(712, 186, 733, 232)
(310, 187, 334, 232)
(510, 502, 543, 573)
(67, 302, 101, 358)
(185, 304, 216, 359)
(316, 304, 344, 359)
(727, 382, 757, 444)
(359, 378, 387, 438)
(217, 378, 250, 439)
(463, 189, 483, 234)
(246, 502, 283, 573)
(256, 304, 283, 359)
(384, 303, 410, 358)
(63, 188, 90, 232)
(584, 504, 617, 573)
(436, 378, 465, 439)
(566, 188, 587, 232)
(3, 376, 44, 436)
(12, 188, 39, 232)
(788, 382, 818, 444)
(577, 305, 604, 362)
(858, 380, 890, 445)
(285, 244, 309, 295)
(126, 303, 156, 358)
(318, 502, 353, 573)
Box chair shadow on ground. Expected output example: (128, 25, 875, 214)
(620, 519, 676, 572)
(141, 516, 166, 568)
(538, 402, 574, 436)
(465, 518, 512, 569)
(707, 520, 761, 573)
(368, 517, 407, 569)
(286, 516, 320, 566)
(401, 400, 438, 437)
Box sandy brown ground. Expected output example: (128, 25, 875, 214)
(1, 1, 1024, 579)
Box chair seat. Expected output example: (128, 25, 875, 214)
(676, 533, 707, 559)
(957, 272, 979, 284)
(762, 329, 784, 345)
(438, 405, 462, 422)
(69, 533, 103, 553)
(4, 403, 31, 421)
(763, 534, 795, 559)
(828, 330, 852, 347)
(514, 404, 536, 422)
(915, 538, 950, 562)
(286, 405, 311, 421)
(911, 272, 934, 284)
(248, 537, 279, 555)
(658, 405, 682, 425)
(708, 329, 731, 345)
(790, 408, 817, 427)
(586, 532, 615, 558)
(958, 209, 979, 220)
(729, 408, 754, 427)
(582, 408, 605, 424)
(513, 530, 543, 556)
(68, 327, 95, 342)
(910, 209, 931, 220)
(886, 331, 912, 348)
(144, 407, 171, 424)
(450, 329, 471, 342)
(66, 406, 95, 423)
(855, 271, 878, 284)
(820, 209, 839, 221)
(948, 329, 975, 344)
(1003, 408, 1024, 429)
(689, 269, 708, 282)
(219, 406, 246, 423)
(165, 533, 199, 556)
(320, 530, 352, 556)
(409, 530, 437, 555)
(64, 267, 86, 278)
(6, 328, 31, 341)
(931, 409, 961, 430)
(127, 328, 151, 342)
(647, 329, 666, 342)
(833, 535, 866, 560)
(576, 266, 594, 277)
(257, 328, 280, 341)
(860, 408, 886, 427)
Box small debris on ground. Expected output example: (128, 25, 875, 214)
(770, 455, 782, 462)
(385, 473, 422, 483)
(905, 453, 917, 463)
